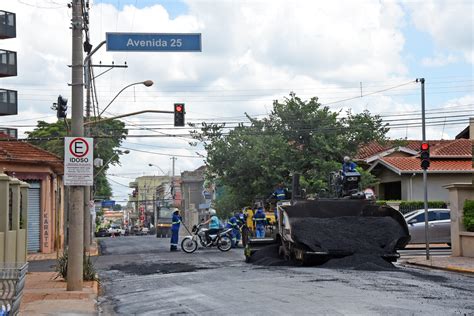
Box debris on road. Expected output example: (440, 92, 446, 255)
(248, 216, 404, 270)
(109, 262, 208, 275)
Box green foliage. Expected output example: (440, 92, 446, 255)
(191, 94, 389, 206)
(463, 200, 474, 232)
(376, 200, 448, 214)
(213, 185, 246, 218)
(55, 250, 99, 282)
(113, 204, 122, 211)
(357, 167, 379, 191)
(26, 118, 128, 199)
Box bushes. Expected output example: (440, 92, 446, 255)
(375, 200, 447, 214)
(55, 250, 99, 282)
(463, 200, 474, 232)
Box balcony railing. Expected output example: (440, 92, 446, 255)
(0, 89, 17, 116)
(0, 11, 16, 39)
(0, 50, 17, 77)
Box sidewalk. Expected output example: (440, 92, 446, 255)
(27, 242, 99, 262)
(402, 256, 474, 274)
(19, 272, 98, 315)
(20, 242, 100, 315)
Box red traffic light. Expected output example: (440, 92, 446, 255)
(175, 104, 183, 112)
(421, 142, 429, 151)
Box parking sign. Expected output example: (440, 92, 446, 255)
(64, 137, 94, 186)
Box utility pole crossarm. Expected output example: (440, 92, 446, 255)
(84, 110, 174, 125)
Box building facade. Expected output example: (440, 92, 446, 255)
(357, 121, 474, 202)
(0, 137, 64, 254)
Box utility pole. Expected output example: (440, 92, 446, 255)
(84, 58, 91, 252)
(170, 156, 177, 202)
(68, 0, 84, 291)
(417, 78, 430, 260)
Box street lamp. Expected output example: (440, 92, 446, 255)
(148, 163, 166, 175)
(99, 80, 154, 117)
(95, 149, 130, 178)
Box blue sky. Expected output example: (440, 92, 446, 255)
(94, 0, 188, 18)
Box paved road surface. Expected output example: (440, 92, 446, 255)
(95, 236, 473, 315)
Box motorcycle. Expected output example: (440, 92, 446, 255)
(181, 224, 233, 253)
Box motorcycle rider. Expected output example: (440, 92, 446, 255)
(201, 208, 221, 245)
(253, 207, 267, 238)
(170, 209, 182, 251)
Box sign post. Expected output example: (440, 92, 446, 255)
(106, 32, 202, 52)
(64, 137, 94, 186)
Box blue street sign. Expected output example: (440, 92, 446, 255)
(106, 32, 202, 52)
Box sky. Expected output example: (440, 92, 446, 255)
(0, 0, 473, 203)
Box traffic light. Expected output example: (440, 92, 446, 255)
(57, 95, 68, 119)
(174, 103, 185, 127)
(420, 142, 430, 170)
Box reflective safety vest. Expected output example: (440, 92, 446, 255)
(274, 188, 286, 200)
(253, 210, 266, 227)
(171, 214, 181, 231)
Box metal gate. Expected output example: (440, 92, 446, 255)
(27, 182, 41, 253)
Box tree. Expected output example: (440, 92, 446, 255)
(191, 94, 389, 206)
(25, 118, 128, 199)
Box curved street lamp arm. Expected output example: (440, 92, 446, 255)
(99, 82, 140, 117)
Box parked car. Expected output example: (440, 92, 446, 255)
(95, 228, 111, 237)
(108, 224, 122, 236)
(132, 226, 149, 236)
(404, 208, 451, 245)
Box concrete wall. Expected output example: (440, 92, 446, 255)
(445, 183, 474, 257)
(402, 173, 471, 202)
(0, 173, 29, 263)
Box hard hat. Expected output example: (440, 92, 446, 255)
(344, 156, 350, 162)
(209, 209, 216, 215)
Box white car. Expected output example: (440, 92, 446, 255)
(404, 209, 451, 245)
(107, 224, 122, 236)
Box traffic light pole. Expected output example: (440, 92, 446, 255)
(418, 77, 430, 260)
(68, 0, 84, 291)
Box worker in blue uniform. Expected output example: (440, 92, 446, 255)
(272, 183, 288, 201)
(170, 209, 182, 251)
(226, 216, 240, 248)
(342, 156, 357, 175)
(253, 207, 267, 238)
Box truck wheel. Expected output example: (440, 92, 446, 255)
(181, 237, 198, 253)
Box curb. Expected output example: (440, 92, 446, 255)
(403, 261, 474, 275)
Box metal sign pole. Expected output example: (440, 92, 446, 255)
(417, 78, 430, 260)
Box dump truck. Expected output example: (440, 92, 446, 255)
(243, 173, 410, 265)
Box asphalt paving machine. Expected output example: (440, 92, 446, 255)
(244, 172, 410, 265)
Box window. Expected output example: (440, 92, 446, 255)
(0, 90, 6, 103)
(438, 212, 450, 220)
(7, 13, 14, 26)
(8, 90, 16, 103)
(413, 211, 437, 223)
(8, 52, 15, 65)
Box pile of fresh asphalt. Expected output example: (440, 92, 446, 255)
(248, 216, 404, 271)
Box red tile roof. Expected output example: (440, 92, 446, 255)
(378, 156, 472, 173)
(0, 140, 63, 172)
(430, 139, 472, 157)
(357, 139, 472, 159)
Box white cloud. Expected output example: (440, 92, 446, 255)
(421, 53, 458, 67)
(406, 1, 474, 64)
(1, 0, 471, 200)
